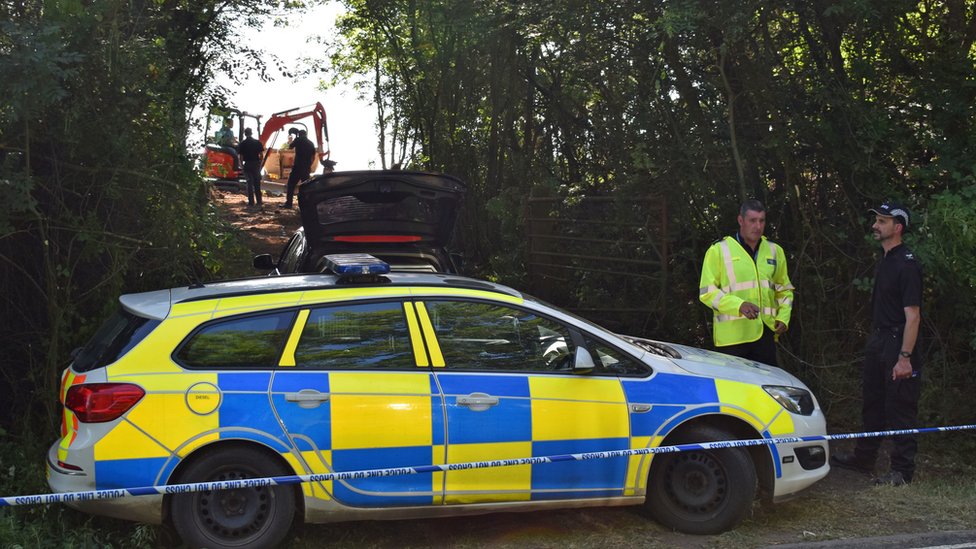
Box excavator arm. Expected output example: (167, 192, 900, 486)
(258, 102, 330, 161)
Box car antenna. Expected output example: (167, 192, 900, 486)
(187, 271, 206, 289)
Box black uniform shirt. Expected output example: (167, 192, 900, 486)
(291, 136, 316, 174)
(870, 243, 922, 330)
(734, 232, 758, 262)
(238, 137, 263, 166)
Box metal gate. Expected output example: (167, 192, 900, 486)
(525, 195, 669, 334)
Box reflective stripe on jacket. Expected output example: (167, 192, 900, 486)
(698, 235, 794, 347)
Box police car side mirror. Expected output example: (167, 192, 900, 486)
(573, 347, 595, 374)
(253, 254, 276, 271)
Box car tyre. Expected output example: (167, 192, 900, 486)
(170, 445, 296, 549)
(645, 425, 756, 534)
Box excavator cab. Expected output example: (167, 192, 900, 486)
(202, 107, 262, 182)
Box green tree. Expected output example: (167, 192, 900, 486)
(0, 0, 302, 428)
(332, 0, 976, 424)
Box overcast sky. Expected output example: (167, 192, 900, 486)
(220, 2, 380, 170)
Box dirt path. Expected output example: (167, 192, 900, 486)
(212, 186, 302, 260)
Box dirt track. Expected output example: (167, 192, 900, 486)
(212, 186, 302, 259)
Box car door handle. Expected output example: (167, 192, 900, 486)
(285, 389, 330, 409)
(456, 392, 499, 411)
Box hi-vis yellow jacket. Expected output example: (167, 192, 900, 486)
(699, 235, 794, 347)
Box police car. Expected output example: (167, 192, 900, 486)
(48, 255, 829, 548)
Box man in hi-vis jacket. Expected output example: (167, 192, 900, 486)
(699, 199, 794, 366)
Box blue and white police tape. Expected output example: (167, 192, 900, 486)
(5, 423, 975, 507)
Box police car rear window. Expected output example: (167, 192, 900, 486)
(316, 194, 442, 225)
(294, 302, 414, 369)
(176, 312, 295, 369)
(73, 310, 160, 373)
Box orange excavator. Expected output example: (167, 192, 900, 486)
(201, 107, 261, 182)
(202, 102, 332, 185)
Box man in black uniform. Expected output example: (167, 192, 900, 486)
(831, 201, 922, 486)
(281, 129, 316, 209)
(238, 128, 264, 208)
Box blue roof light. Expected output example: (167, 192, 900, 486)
(324, 254, 391, 276)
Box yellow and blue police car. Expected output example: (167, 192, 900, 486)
(48, 254, 829, 548)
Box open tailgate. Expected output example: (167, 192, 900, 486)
(297, 171, 466, 247)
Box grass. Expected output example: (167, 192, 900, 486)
(0, 430, 166, 548)
(279, 470, 976, 549)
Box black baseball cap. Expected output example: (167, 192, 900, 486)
(869, 201, 910, 229)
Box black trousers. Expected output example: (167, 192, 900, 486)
(243, 164, 262, 205)
(719, 327, 778, 366)
(284, 169, 310, 207)
(853, 329, 921, 479)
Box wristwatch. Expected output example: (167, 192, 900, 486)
(899, 351, 912, 358)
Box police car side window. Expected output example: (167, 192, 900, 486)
(73, 310, 161, 373)
(294, 302, 414, 369)
(583, 335, 648, 376)
(177, 312, 294, 368)
(424, 300, 576, 372)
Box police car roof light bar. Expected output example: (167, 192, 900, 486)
(324, 253, 391, 276)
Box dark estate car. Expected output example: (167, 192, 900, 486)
(254, 170, 466, 274)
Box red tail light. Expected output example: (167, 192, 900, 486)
(57, 460, 83, 471)
(64, 383, 145, 423)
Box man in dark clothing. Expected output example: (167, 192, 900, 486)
(831, 201, 923, 487)
(238, 128, 264, 208)
(281, 129, 316, 209)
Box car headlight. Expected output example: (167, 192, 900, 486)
(763, 385, 815, 415)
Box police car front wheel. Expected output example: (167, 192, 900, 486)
(645, 425, 757, 534)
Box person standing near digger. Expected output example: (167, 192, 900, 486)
(238, 128, 264, 208)
(279, 128, 297, 150)
(281, 129, 315, 209)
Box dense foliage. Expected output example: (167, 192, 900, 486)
(0, 0, 297, 430)
(0, 0, 971, 445)
(331, 0, 976, 424)
(0, 0, 974, 544)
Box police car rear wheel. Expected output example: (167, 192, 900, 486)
(645, 425, 756, 534)
(171, 446, 296, 549)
